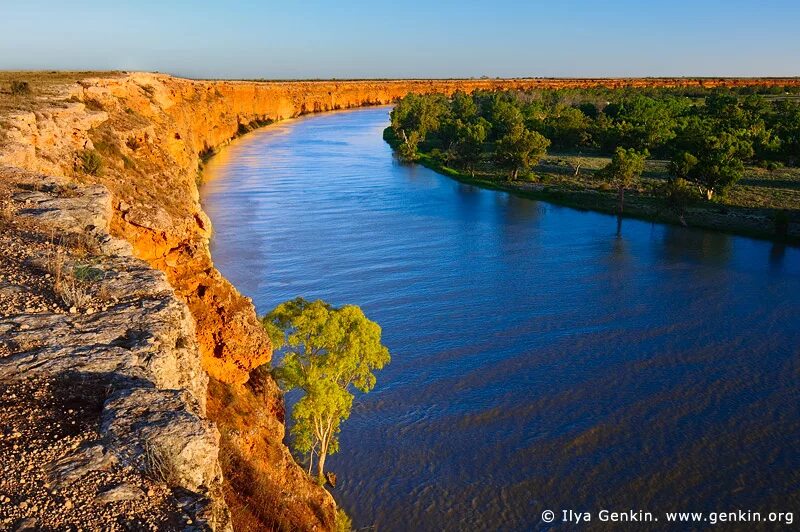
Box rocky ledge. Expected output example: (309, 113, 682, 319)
(0, 169, 230, 530)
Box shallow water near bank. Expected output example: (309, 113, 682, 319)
(202, 106, 800, 530)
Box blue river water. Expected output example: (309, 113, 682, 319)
(201, 106, 800, 530)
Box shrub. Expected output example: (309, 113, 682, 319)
(84, 98, 104, 111)
(55, 273, 91, 309)
(78, 149, 103, 176)
(10, 80, 31, 95)
(428, 148, 446, 165)
(335, 508, 352, 532)
(237, 122, 251, 136)
(660, 177, 695, 212)
(199, 146, 215, 164)
(73, 264, 104, 282)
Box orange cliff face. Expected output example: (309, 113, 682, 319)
(3, 72, 800, 530)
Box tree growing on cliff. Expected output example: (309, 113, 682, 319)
(263, 298, 391, 481)
(598, 147, 649, 213)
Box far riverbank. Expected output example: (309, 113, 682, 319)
(384, 127, 800, 245)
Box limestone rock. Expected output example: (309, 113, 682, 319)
(47, 445, 118, 488)
(101, 388, 222, 493)
(94, 483, 144, 504)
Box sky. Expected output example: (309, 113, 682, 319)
(1, 0, 799, 79)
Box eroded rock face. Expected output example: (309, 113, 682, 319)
(0, 174, 230, 530)
(101, 388, 222, 493)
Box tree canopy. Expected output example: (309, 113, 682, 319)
(494, 126, 550, 180)
(389, 85, 800, 206)
(598, 147, 649, 213)
(263, 298, 391, 480)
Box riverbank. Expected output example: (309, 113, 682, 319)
(384, 128, 800, 244)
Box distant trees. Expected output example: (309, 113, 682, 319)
(263, 298, 391, 481)
(451, 119, 488, 176)
(543, 105, 591, 150)
(487, 101, 524, 140)
(686, 132, 753, 200)
(769, 101, 800, 164)
(494, 127, 550, 180)
(390, 93, 449, 161)
(389, 85, 800, 206)
(598, 147, 649, 213)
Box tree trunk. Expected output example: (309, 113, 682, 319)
(617, 186, 625, 214)
(316, 446, 327, 480)
(705, 189, 714, 201)
(316, 431, 330, 480)
(511, 168, 518, 181)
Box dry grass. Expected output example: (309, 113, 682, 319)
(54, 270, 91, 310)
(207, 371, 337, 532)
(46, 246, 100, 310)
(144, 442, 179, 485)
(0, 71, 124, 116)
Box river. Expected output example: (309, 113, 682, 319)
(201, 106, 800, 530)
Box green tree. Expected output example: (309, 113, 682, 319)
(488, 100, 525, 140)
(598, 147, 649, 213)
(396, 130, 421, 162)
(493, 127, 550, 180)
(603, 95, 683, 153)
(687, 132, 752, 200)
(668, 151, 698, 183)
(263, 298, 391, 480)
(450, 90, 477, 121)
(452, 119, 488, 176)
(391, 93, 448, 161)
(769, 100, 800, 164)
(544, 105, 591, 150)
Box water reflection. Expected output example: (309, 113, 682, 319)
(659, 225, 733, 265)
(770, 242, 787, 270)
(202, 106, 800, 531)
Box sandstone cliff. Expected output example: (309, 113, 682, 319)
(2, 73, 799, 530)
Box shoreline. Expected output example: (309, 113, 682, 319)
(383, 128, 800, 246)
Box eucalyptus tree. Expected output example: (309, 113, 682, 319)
(598, 147, 649, 213)
(493, 126, 550, 180)
(687, 132, 753, 200)
(452, 119, 489, 177)
(263, 298, 391, 480)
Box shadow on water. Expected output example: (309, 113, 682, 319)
(201, 106, 800, 531)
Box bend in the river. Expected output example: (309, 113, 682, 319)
(201, 106, 800, 531)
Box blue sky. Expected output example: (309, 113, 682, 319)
(1, 0, 799, 79)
